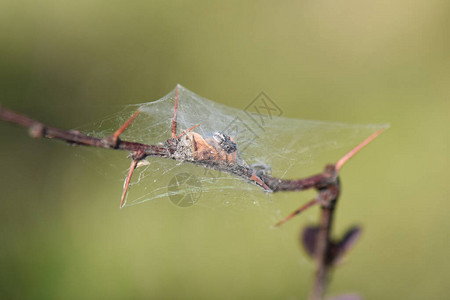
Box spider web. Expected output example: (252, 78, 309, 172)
(80, 85, 387, 216)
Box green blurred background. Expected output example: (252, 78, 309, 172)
(0, 1, 448, 299)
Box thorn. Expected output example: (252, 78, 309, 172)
(274, 198, 318, 227)
(335, 127, 387, 171)
(120, 159, 139, 208)
(171, 86, 179, 139)
(250, 172, 272, 192)
(111, 110, 141, 147)
(177, 124, 200, 139)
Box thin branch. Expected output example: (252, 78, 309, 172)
(0, 106, 174, 155)
(310, 181, 340, 300)
(0, 105, 384, 300)
(0, 106, 334, 193)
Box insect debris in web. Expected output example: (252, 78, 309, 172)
(118, 86, 272, 208)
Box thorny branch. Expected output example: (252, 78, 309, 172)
(0, 105, 385, 300)
(0, 105, 356, 193)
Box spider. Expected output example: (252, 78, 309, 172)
(115, 86, 271, 208)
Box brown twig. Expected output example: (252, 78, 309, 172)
(0, 106, 174, 155)
(310, 178, 339, 300)
(0, 105, 338, 193)
(0, 105, 384, 300)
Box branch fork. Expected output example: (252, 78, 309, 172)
(0, 103, 386, 300)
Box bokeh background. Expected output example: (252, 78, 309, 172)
(0, 1, 448, 299)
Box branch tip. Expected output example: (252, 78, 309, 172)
(336, 127, 387, 171)
(274, 198, 319, 227)
(120, 159, 140, 208)
(110, 110, 141, 148)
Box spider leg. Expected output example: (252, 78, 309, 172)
(274, 198, 319, 227)
(110, 110, 141, 147)
(171, 86, 179, 139)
